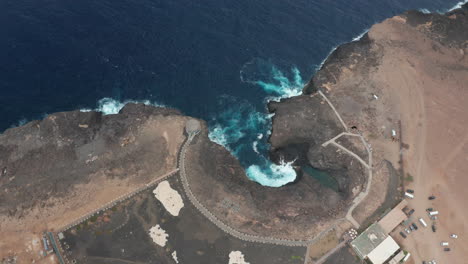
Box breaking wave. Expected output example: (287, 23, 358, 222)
(352, 28, 369, 41)
(246, 158, 297, 187)
(447, 0, 468, 12)
(208, 59, 304, 187)
(240, 58, 304, 102)
(419, 8, 431, 14)
(80, 97, 166, 115)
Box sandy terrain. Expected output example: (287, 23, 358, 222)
(307, 8, 468, 263)
(153, 180, 184, 216)
(172, 251, 179, 263)
(369, 13, 468, 263)
(149, 224, 169, 247)
(228, 251, 250, 264)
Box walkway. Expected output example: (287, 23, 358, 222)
(178, 129, 330, 247)
(178, 89, 374, 260)
(312, 239, 349, 264)
(318, 90, 373, 229)
(57, 169, 179, 232)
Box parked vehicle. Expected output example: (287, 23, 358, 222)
(431, 215, 438, 220)
(440, 242, 449, 246)
(429, 211, 439, 216)
(402, 253, 411, 262)
(406, 189, 414, 194)
(432, 224, 437, 232)
(409, 225, 415, 231)
(412, 223, 418, 230)
(408, 209, 415, 216)
(405, 228, 411, 234)
(419, 218, 428, 227)
(405, 192, 414, 199)
(428, 195, 436, 200)
(400, 231, 407, 238)
(426, 208, 433, 212)
(444, 248, 451, 252)
(450, 234, 458, 239)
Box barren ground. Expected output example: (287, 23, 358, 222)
(305, 7, 468, 263)
(0, 105, 187, 263)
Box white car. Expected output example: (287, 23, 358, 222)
(450, 234, 458, 239)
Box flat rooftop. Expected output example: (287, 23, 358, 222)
(378, 200, 408, 233)
(350, 223, 388, 259)
(367, 236, 400, 264)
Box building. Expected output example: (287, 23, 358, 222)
(350, 223, 400, 264)
(378, 200, 408, 233)
(350, 200, 409, 264)
(366, 236, 400, 264)
(387, 250, 406, 264)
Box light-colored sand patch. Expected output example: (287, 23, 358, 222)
(228, 251, 250, 264)
(153, 181, 184, 216)
(148, 225, 168, 247)
(172, 251, 179, 263)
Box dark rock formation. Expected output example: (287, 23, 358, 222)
(0, 104, 183, 217)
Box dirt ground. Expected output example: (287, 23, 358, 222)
(369, 14, 468, 263)
(305, 7, 468, 264)
(0, 105, 187, 263)
(306, 229, 339, 261)
(62, 177, 306, 264)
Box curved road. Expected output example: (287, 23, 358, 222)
(178, 131, 316, 247)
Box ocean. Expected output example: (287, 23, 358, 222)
(1, 0, 465, 186)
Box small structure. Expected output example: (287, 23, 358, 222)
(58, 232, 65, 240)
(387, 250, 406, 264)
(185, 119, 201, 135)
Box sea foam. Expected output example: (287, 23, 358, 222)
(447, 0, 468, 12)
(80, 97, 165, 115)
(208, 60, 304, 187)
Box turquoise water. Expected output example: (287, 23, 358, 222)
(302, 166, 339, 192)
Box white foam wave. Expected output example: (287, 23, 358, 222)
(80, 97, 165, 115)
(447, 0, 468, 12)
(208, 124, 243, 152)
(240, 59, 304, 102)
(419, 8, 431, 14)
(315, 29, 367, 73)
(352, 28, 369, 42)
(315, 45, 338, 73)
(252, 141, 259, 154)
(246, 158, 297, 187)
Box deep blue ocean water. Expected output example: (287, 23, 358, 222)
(1, 0, 465, 186)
